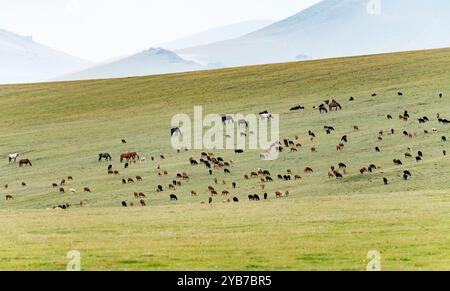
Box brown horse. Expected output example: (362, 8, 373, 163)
(327, 99, 342, 111)
(120, 152, 139, 163)
(19, 159, 32, 167)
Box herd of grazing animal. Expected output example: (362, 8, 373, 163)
(3, 92, 449, 208)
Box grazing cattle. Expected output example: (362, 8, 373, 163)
(442, 136, 447, 142)
(341, 135, 348, 143)
(114, 170, 120, 175)
(248, 195, 255, 201)
(140, 200, 146, 206)
(98, 153, 112, 161)
(439, 93, 443, 98)
(360, 167, 368, 174)
(383, 178, 389, 185)
(134, 192, 139, 198)
(319, 106, 328, 114)
(59, 187, 65, 193)
(191, 190, 198, 197)
(235, 149, 244, 154)
(122, 179, 127, 184)
(124, 163, 129, 169)
(232, 182, 237, 189)
(354, 125, 360, 131)
(122, 201, 128, 207)
(8, 153, 19, 163)
(349, 97, 354, 101)
(60, 179, 66, 186)
(311, 147, 317, 153)
(157, 185, 164, 192)
(56, 203, 71, 210)
(444, 150, 447, 156)
(224, 169, 231, 174)
(222, 190, 230, 196)
(266, 176, 273, 182)
(290, 105, 305, 111)
(136, 176, 143, 182)
(275, 191, 282, 198)
(127, 178, 134, 183)
(5, 195, 13, 201)
(294, 175, 302, 180)
(416, 156, 422, 162)
(233, 197, 239, 203)
(52, 183, 58, 188)
(19, 159, 32, 167)
(264, 193, 268, 200)
(404, 171, 412, 177)
(375, 147, 381, 153)
(339, 163, 347, 169)
(403, 174, 409, 181)
(335, 172, 343, 179)
(405, 153, 412, 158)
(328, 171, 335, 178)
(84, 187, 91, 193)
(21, 182, 27, 187)
(387, 115, 393, 120)
(393, 159, 403, 166)
(170, 194, 178, 201)
(398, 92, 403, 96)
(418, 151, 423, 158)
(122, 139, 127, 144)
(304, 167, 313, 173)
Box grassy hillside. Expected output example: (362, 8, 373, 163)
(0, 48, 449, 270)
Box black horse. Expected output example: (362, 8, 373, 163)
(98, 153, 112, 161)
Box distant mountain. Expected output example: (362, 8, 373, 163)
(159, 20, 273, 51)
(177, 0, 450, 67)
(56, 48, 204, 81)
(0, 28, 91, 84)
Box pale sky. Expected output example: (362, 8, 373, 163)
(0, 0, 320, 62)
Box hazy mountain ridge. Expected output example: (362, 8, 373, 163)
(0, 28, 91, 84)
(178, 0, 450, 67)
(159, 19, 274, 51)
(55, 48, 204, 81)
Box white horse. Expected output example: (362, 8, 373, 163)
(8, 153, 19, 163)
